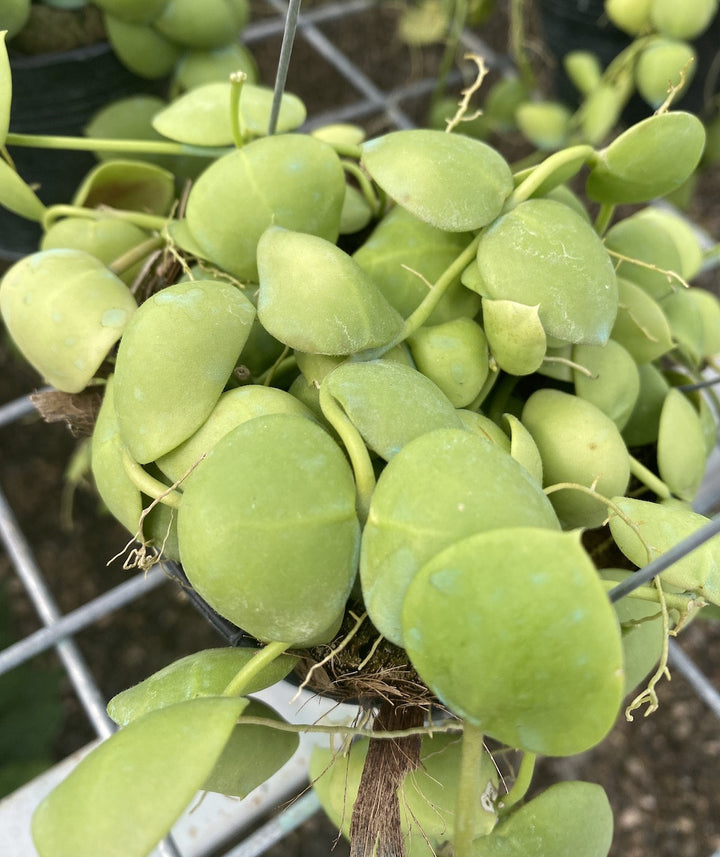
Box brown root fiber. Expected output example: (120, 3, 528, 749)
(349, 701, 425, 857)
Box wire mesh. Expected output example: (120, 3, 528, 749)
(1, 1, 720, 856)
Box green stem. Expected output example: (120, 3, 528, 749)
(599, 579, 701, 612)
(328, 140, 363, 160)
(499, 751, 536, 814)
(341, 158, 381, 215)
(121, 449, 182, 509)
(628, 454, 672, 499)
(431, 0, 467, 108)
(594, 202, 616, 236)
(5, 132, 228, 159)
(42, 203, 169, 233)
(509, 0, 535, 90)
(222, 640, 291, 697)
(507, 145, 594, 208)
(454, 720, 486, 857)
(319, 380, 375, 523)
(230, 71, 248, 148)
(360, 233, 482, 360)
(109, 235, 164, 276)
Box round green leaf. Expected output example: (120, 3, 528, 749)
(72, 159, 175, 215)
(172, 43, 259, 91)
(204, 699, 299, 798)
(621, 361, 670, 448)
(32, 697, 247, 857)
(185, 133, 345, 282)
(113, 279, 255, 463)
(572, 340, 640, 430)
(104, 14, 183, 79)
(474, 199, 618, 345)
(657, 388, 707, 500)
(257, 227, 404, 355)
(153, 0, 245, 49)
(586, 112, 706, 203)
(324, 359, 463, 460)
(108, 648, 298, 726)
(178, 414, 360, 646)
(152, 82, 306, 145)
(522, 388, 630, 529)
(361, 129, 513, 231)
(610, 277, 673, 363)
(156, 385, 315, 482)
(402, 528, 624, 755)
(0, 158, 47, 221)
(608, 497, 720, 603)
(476, 781, 613, 857)
(635, 38, 696, 109)
(482, 298, 547, 375)
(360, 428, 560, 646)
(0, 249, 137, 393)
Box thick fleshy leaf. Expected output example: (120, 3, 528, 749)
(1, 31, 10, 144)
(622, 362, 670, 448)
(657, 388, 707, 500)
(153, 81, 306, 144)
(156, 385, 315, 482)
(503, 413, 543, 484)
(522, 388, 630, 529)
(610, 277, 673, 363)
(586, 112, 705, 203)
(0, 249, 136, 393)
(257, 227, 403, 355)
(153, 0, 247, 49)
(476, 782, 613, 857)
(352, 205, 480, 323)
(108, 648, 297, 726)
(185, 134, 345, 281)
(104, 14, 183, 79)
(408, 317, 489, 407)
(72, 160, 175, 215)
(90, 377, 143, 535)
(604, 214, 684, 300)
(482, 298, 546, 375)
(402, 529, 624, 755)
(0, 158, 47, 221)
(113, 280, 255, 463)
(608, 497, 720, 603)
(473, 199, 618, 344)
(361, 129, 513, 231)
(601, 570, 665, 696)
(572, 340, 640, 430)
(360, 429, 559, 646)
(32, 697, 247, 857)
(660, 288, 704, 365)
(173, 43, 259, 91)
(324, 359, 463, 460)
(204, 699, 299, 797)
(178, 415, 360, 646)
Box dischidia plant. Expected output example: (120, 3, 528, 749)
(2, 17, 720, 857)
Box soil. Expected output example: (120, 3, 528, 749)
(1, 2, 720, 856)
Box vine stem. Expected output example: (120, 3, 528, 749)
(5, 132, 227, 158)
(222, 640, 291, 697)
(628, 454, 672, 499)
(42, 203, 169, 233)
(318, 380, 375, 523)
(121, 449, 182, 510)
(499, 751, 536, 813)
(599, 578, 699, 613)
(109, 235, 165, 276)
(454, 720, 486, 857)
(359, 232, 482, 360)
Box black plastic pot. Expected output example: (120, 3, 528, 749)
(536, 0, 720, 124)
(2, 41, 167, 261)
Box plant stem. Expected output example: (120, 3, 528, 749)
(431, 0, 467, 109)
(318, 380, 375, 523)
(5, 132, 227, 159)
(360, 232, 482, 360)
(628, 454, 672, 499)
(121, 449, 182, 509)
(599, 578, 701, 612)
(499, 751, 536, 813)
(507, 145, 594, 207)
(222, 639, 290, 697)
(42, 203, 169, 233)
(109, 235, 164, 276)
(454, 719, 486, 857)
(230, 71, 248, 147)
(594, 202, 616, 236)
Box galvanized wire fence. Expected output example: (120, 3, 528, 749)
(1, 1, 720, 856)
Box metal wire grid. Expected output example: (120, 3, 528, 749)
(0, 1, 720, 855)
